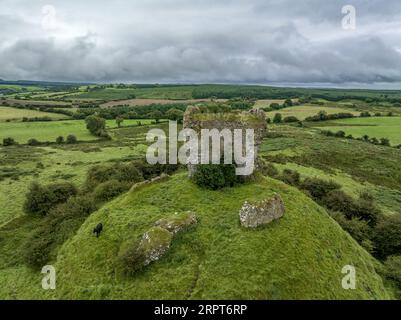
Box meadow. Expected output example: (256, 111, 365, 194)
(0, 107, 69, 121)
(315, 117, 401, 145)
(0, 119, 157, 144)
(265, 104, 359, 120)
(68, 86, 196, 101)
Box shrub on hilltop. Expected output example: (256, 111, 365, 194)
(24, 182, 77, 216)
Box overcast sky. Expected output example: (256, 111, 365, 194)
(1, 0, 401, 87)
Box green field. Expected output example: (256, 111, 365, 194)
(265, 105, 359, 120)
(0, 107, 69, 121)
(69, 86, 196, 101)
(316, 117, 401, 145)
(0, 119, 158, 144)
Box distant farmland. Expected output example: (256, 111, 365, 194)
(315, 116, 401, 145)
(0, 119, 157, 144)
(0, 107, 69, 121)
(100, 98, 227, 108)
(265, 105, 359, 120)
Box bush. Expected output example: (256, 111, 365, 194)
(85, 164, 119, 190)
(85, 162, 148, 191)
(3, 137, 16, 146)
(56, 136, 64, 144)
(300, 178, 341, 201)
(321, 130, 335, 137)
(260, 162, 279, 177)
(117, 239, 147, 275)
(335, 130, 346, 138)
(373, 214, 401, 259)
(93, 179, 130, 202)
(131, 160, 179, 180)
(273, 113, 282, 123)
(116, 163, 144, 183)
(330, 212, 373, 252)
(166, 108, 184, 121)
(279, 169, 300, 186)
(49, 195, 98, 219)
(382, 255, 401, 298)
(66, 134, 77, 144)
(24, 182, 78, 216)
(193, 163, 239, 190)
(284, 99, 293, 107)
(283, 116, 299, 123)
(23, 195, 98, 268)
(349, 193, 380, 226)
(85, 114, 106, 136)
(380, 138, 391, 146)
(322, 190, 354, 213)
(22, 228, 55, 268)
(27, 138, 40, 146)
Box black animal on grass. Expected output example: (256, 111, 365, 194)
(93, 223, 103, 238)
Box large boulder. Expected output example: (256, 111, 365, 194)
(239, 193, 285, 228)
(120, 213, 198, 274)
(138, 227, 173, 266)
(154, 212, 197, 235)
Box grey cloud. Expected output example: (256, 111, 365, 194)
(1, 0, 401, 86)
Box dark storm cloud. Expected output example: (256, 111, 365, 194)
(1, 0, 401, 86)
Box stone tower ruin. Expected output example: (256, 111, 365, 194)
(183, 105, 267, 177)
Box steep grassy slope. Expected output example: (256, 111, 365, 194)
(53, 172, 390, 300)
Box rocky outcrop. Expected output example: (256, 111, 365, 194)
(154, 211, 197, 235)
(239, 193, 285, 228)
(138, 227, 173, 266)
(127, 212, 198, 270)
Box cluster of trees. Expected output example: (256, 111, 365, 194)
(305, 111, 355, 122)
(72, 99, 255, 123)
(262, 99, 298, 113)
(85, 115, 109, 138)
(2, 137, 17, 146)
(361, 111, 394, 117)
(321, 130, 397, 148)
(22, 159, 180, 268)
(268, 113, 300, 124)
(192, 86, 300, 100)
(192, 163, 242, 190)
(22, 116, 53, 122)
(72, 104, 187, 121)
(3, 135, 79, 147)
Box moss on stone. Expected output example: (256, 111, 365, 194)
(155, 212, 197, 234)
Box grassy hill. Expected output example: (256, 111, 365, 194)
(51, 172, 390, 299)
